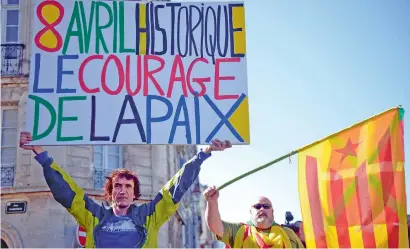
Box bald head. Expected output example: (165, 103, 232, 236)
(251, 196, 272, 208)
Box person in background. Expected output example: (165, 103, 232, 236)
(203, 186, 305, 248)
(19, 131, 232, 248)
(407, 214, 410, 247)
(293, 221, 306, 247)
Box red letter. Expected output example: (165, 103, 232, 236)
(126, 55, 142, 96)
(167, 55, 188, 98)
(79, 55, 103, 93)
(101, 55, 124, 95)
(187, 58, 210, 97)
(143, 55, 165, 96)
(214, 58, 240, 100)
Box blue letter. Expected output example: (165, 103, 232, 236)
(57, 55, 78, 93)
(146, 95, 173, 144)
(112, 95, 146, 143)
(228, 3, 245, 58)
(194, 92, 201, 143)
(33, 53, 54, 93)
(169, 95, 191, 144)
(204, 93, 246, 143)
(90, 95, 110, 141)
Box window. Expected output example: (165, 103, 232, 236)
(93, 146, 122, 170)
(2, 0, 20, 44)
(1, 0, 22, 76)
(93, 146, 123, 188)
(1, 109, 18, 187)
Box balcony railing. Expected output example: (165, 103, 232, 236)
(1, 44, 25, 76)
(1, 163, 15, 187)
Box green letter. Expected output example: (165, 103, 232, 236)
(112, 1, 118, 53)
(62, 1, 84, 55)
(79, 1, 95, 53)
(57, 96, 87, 142)
(95, 1, 113, 54)
(119, 1, 135, 53)
(29, 95, 57, 141)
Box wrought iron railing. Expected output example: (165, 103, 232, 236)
(1, 44, 25, 76)
(1, 163, 15, 187)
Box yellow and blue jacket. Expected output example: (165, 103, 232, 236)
(35, 150, 211, 248)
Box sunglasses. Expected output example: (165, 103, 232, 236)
(253, 204, 271, 210)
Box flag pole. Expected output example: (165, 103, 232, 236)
(217, 105, 402, 191)
(217, 150, 298, 190)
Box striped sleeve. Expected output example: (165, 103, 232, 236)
(35, 151, 104, 228)
(142, 150, 211, 228)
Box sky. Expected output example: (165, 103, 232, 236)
(190, 0, 410, 224)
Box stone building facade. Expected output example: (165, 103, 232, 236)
(0, 0, 214, 247)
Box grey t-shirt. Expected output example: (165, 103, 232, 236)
(99, 214, 141, 248)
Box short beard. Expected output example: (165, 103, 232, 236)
(117, 203, 128, 209)
(114, 201, 130, 209)
(252, 216, 271, 229)
(256, 216, 267, 223)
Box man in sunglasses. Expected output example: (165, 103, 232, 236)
(204, 186, 304, 248)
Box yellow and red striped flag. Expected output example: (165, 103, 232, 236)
(298, 107, 408, 248)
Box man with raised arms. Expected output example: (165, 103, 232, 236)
(20, 131, 232, 248)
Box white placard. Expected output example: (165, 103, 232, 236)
(26, 0, 249, 145)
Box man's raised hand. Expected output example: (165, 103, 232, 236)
(204, 139, 232, 153)
(203, 185, 219, 202)
(19, 132, 43, 154)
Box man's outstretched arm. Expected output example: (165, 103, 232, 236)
(204, 186, 224, 237)
(204, 186, 241, 248)
(142, 139, 232, 228)
(20, 132, 104, 228)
